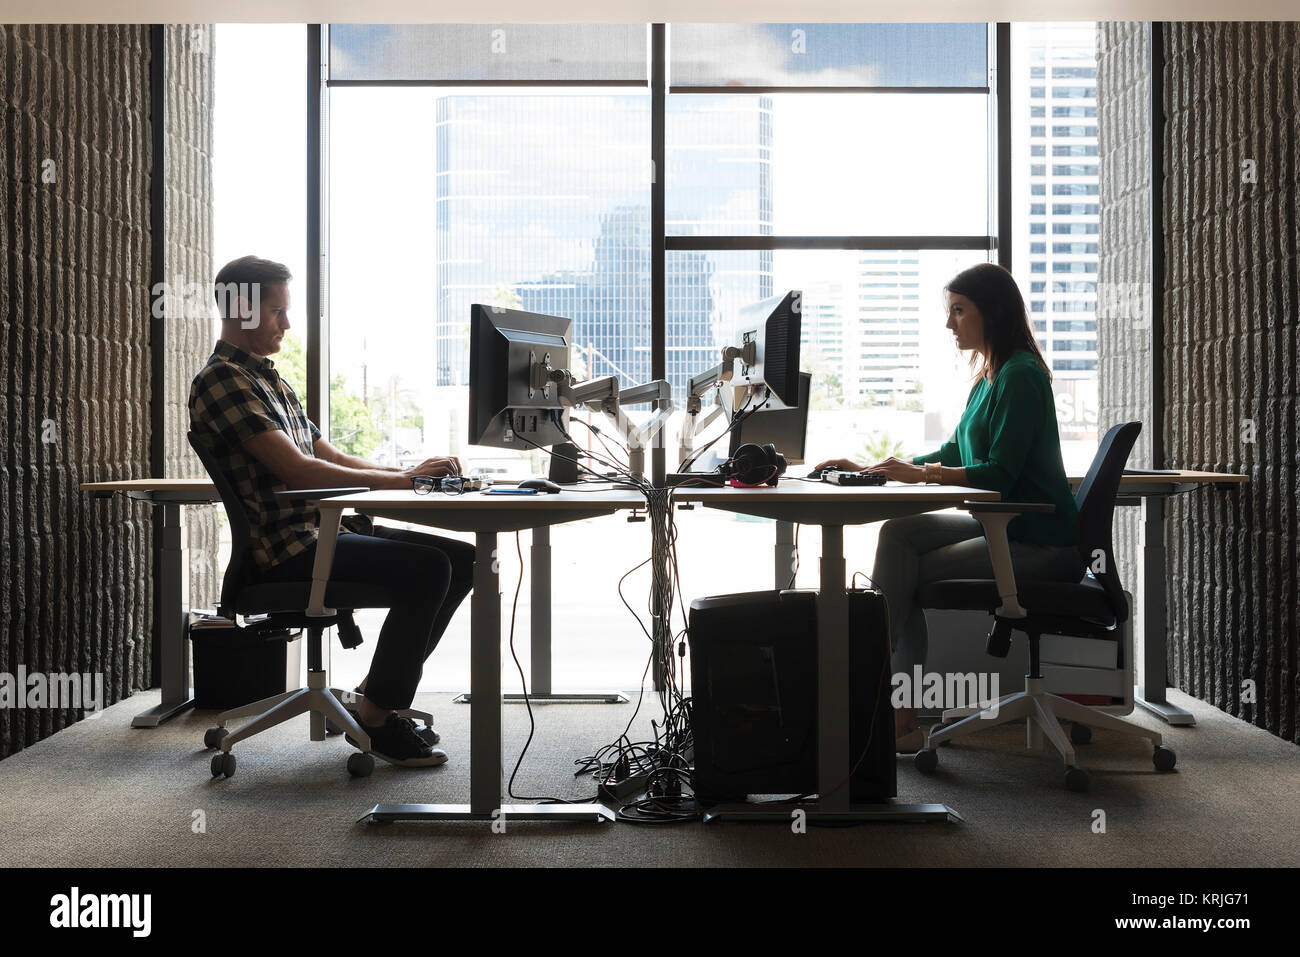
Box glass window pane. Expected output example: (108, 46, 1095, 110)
(327, 88, 650, 473)
(667, 249, 990, 471)
(670, 23, 988, 88)
(329, 24, 647, 82)
(667, 93, 990, 237)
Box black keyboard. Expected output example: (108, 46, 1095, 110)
(822, 470, 887, 486)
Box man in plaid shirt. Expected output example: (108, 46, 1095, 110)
(190, 256, 472, 767)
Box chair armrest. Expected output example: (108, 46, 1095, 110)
(959, 503, 1057, 619)
(273, 487, 370, 501)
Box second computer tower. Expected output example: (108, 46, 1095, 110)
(687, 588, 896, 805)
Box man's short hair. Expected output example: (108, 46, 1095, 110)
(213, 256, 292, 320)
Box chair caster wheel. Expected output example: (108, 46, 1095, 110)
(1153, 746, 1176, 772)
(1070, 722, 1092, 745)
(203, 727, 229, 750)
(914, 749, 939, 774)
(347, 753, 375, 777)
(211, 752, 236, 778)
(1065, 765, 1089, 792)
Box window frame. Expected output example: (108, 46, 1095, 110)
(304, 22, 1014, 480)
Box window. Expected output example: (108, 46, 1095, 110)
(1013, 22, 1100, 469)
(310, 23, 1011, 687)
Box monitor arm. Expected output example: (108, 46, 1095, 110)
(678, 343, 753, 469)
(530, 351, 672, 482)
(529, 350, 619, 408)
(601, 381, 674, 482)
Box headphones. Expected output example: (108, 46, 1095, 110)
(721, 443, 787, 486)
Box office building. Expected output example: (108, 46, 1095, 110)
(434, 94, 771, 402)
(1016, 22, 1101, 447)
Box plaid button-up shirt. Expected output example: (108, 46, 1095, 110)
(189, 339, 322, 570)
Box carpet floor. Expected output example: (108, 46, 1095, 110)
(0, 689, 1295, 868)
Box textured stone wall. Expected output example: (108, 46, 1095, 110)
(162, 25, 219, 610)
(1163, 22, 1298, 740)
(0, 25, 216, 758)
(1099, 22, 1300, 742)
(1096, 22, 1152, 606)
(1, 25, 154, 756)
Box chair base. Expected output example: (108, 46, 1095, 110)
(926, 676, 1163, 767)
(211, 672, 436, 756)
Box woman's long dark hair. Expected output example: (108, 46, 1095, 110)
(945, 263, 1051, 383)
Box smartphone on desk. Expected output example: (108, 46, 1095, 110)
(483, 487, 539, 495)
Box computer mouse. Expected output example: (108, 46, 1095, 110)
(518, 478, 563, 494)
(805, 468, 826, 479)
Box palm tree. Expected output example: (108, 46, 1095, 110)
(860, 432, 905, 464)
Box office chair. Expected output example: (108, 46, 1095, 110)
(914, 421, 1175, 792)
(188, 431, 435, 779)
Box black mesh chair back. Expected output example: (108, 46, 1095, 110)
(188, 429, 259, 619)
(1072, 421, 1142, 624)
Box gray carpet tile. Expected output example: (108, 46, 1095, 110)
(0, 689, 1296, 867)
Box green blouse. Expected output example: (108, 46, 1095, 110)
(911, 350, 1079, 546)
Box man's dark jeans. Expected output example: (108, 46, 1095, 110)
(259, 525, 475, 711)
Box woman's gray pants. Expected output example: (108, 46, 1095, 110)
(870, 512, 1085, 677)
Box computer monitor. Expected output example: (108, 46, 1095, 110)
(467, 304, 572, 451)
(729, 290, 802, 410)
(728, 371, 812, 464)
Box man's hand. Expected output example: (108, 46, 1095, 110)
(813, 457, 865, 473)
(864, 456, 925, 483)
(408, 456, 462, 479)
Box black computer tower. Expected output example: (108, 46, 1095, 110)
(687, 589, 896, 804)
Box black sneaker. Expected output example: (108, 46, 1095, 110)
(346, 713, 449, 768)
(327, 708, 440, 746)
(393, 713, 441, 746)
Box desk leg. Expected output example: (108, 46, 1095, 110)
(1135, 495, 1195, 726)
(468, 530, 504, 815)
(775, 520, 796, 590)
(818, 525, 851, 811)
(132, 503, 194, 728)
(531, 525, 552, 696)
(362, 528, 613, 824)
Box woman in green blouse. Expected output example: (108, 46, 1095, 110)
(815, 263, 1085, 750)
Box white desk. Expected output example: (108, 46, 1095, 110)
(765, 470, 1247, 729)
(304, 488, 646, 824)
(1097, 471, 1247, 726)
(81, 479, 219, 728)
(674, 481, 999, 822)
